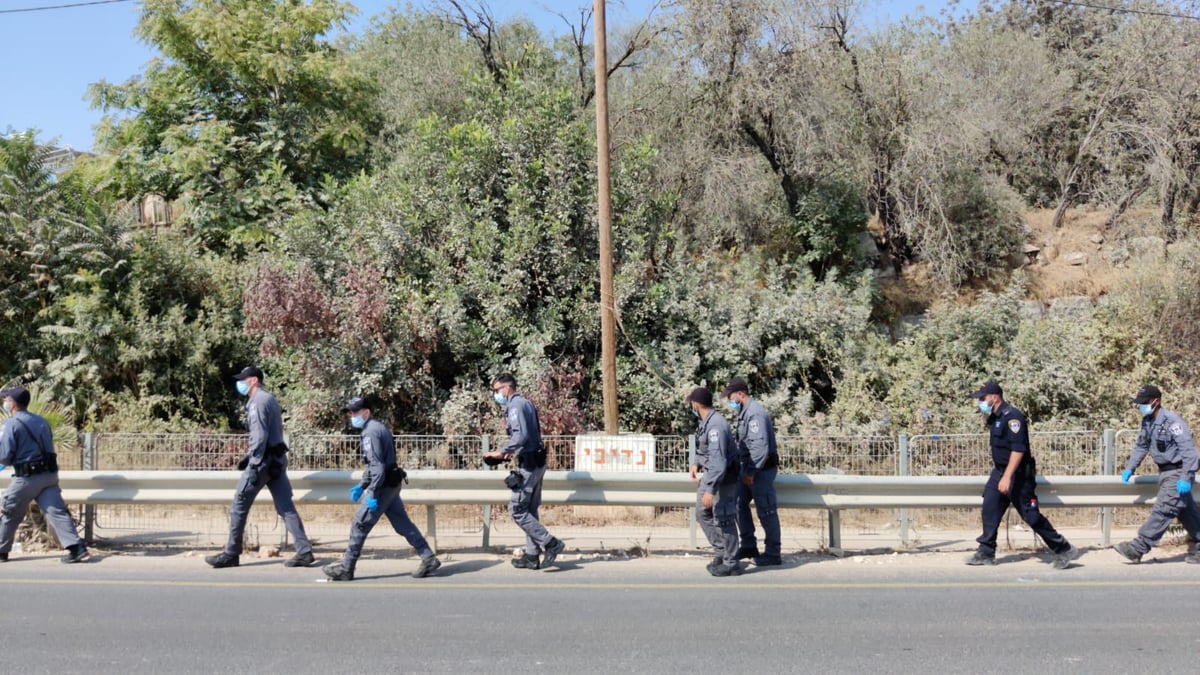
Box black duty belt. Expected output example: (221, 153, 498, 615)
(14, 458, 58, 477)
(1158, 462, 1183, 471)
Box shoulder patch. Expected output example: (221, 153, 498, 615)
(749, 420, 760, 434)
(708, 429, 718, 443)
(1171, 423, 1183, 435)
(507, 408, 518, 421)
(1008, 419, 1022, 434)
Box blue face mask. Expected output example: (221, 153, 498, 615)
(493, 393, 508, 406)
(691, 407, 699, 419)
(728, 400, 742, 413)
(350, 415, 366, 429)
(1, 401, 10, 415)
(978, 400, 993, 415)
(235, 381, 250, 396)
(1138, 403, 1155, 416)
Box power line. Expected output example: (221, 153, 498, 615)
(1048, 0, 1200, 21)
(0, 0, 135, 15)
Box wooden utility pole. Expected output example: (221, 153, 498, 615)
(594, 0, 619, 434)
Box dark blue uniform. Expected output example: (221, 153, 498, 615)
(975, 403, 1072, 559)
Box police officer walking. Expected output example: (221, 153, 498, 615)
(966, 380, 1080, 568)
(323, 397, 441, 581)
(723, 377, 782, 567)
(0, 386, 89, 563)
(687, 387, 742, 577)
(1113, 385, 1200, 564)
(483, 373, 566, 570)
(206, 366, 314, 569)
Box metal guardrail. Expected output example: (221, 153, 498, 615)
(1, 470, 1177, 549)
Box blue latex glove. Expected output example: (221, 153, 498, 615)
(0, 464, 5, 471)
(1178, 479, 1193, 495)
(349, 484, 364, 502)
(366, 497, 379, 513)
(1121, 469, 1133, 484)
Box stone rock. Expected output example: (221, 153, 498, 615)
(1129, 236, 1166, 261)
(1101, 245, 1130, 266)
(1089, 233, 1105, 245)
(873, 265, 896, 281)
(1022, 300, 1046, 320)
(1048, 295, 1094, 319)
(1024, 243, 1041, 255)
(1064, 251, 1088, 266)
(1042, 245, 1059, 261)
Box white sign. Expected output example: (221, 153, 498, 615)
(574, 433, 656, 472)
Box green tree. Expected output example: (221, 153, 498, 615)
(88, 0, 379, 247)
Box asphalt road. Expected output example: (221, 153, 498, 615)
(1, 548, 1197, 673)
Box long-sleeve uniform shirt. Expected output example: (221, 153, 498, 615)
(244, 388, 285, 468)
(735, 398, 777, 478)
(500, 394, 543, 466)
(696, 410, 736, 495)
(0, 410, 56, 467)
(357, 418, 399, 495)
(1125, 408, 1200, 482)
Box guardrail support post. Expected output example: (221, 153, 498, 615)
(828, 509, 841, 550)
(426, 505, 438, 552)
(81, 432, 95, 544)
(898, 434, 910, 547)
(481, 505, 492, 548)
(1102, 429, 1115, 546)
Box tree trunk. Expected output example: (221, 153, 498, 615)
(1105, 175, 1150, 228)
(1162, 182, 1178, 229)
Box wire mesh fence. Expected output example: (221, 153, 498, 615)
(779, 435, 895, 476)
(73, 429, 1164, 548)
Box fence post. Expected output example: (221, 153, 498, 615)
(1102, 429, 1115, 547)
(480, 435, 491, 547)
(82, 431, 95, 544)
(898, 434, 910, 547)
(688, 434, 697, 549)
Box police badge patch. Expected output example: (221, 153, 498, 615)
(1171, 424, 1183, 435)
(749, 420, 760, 434)
(1008, 419, 1022, 433)
(708, 429, 718, 443)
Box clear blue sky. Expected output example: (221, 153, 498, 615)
(0, 0, 951, 152)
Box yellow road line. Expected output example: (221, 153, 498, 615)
(1, 578, 1199, 590)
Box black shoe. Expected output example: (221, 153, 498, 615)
(205, 552, 239, 568)
(735, 546, 760, 561)
(709, 562, 743, 577)
(61, 544, 89, 564)
(284, 551, 315, 568)
(542, 538, 566, 567)
(1113, 541, 1142, 563)
(322, 562, 354, 581)
(0, 552, 8, 562)
(753, 554, 783, 567)
(965, 552, 996, 566)
(1186, 551, 1200, 565)
(413, 556, 441, 578)
(511, 553, 540, 570)
(1051, 544, 1081, 570)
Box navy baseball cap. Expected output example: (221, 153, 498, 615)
(342, 397, 369, 413)
(1131, 385, 1162, 404)
(722, 377, 749, 397)
(0, 386, 30, 407)
(233, 366, 264, 381)
(969, 380, 1003, 399)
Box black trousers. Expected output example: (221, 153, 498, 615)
(976, 467, 1070, 557)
